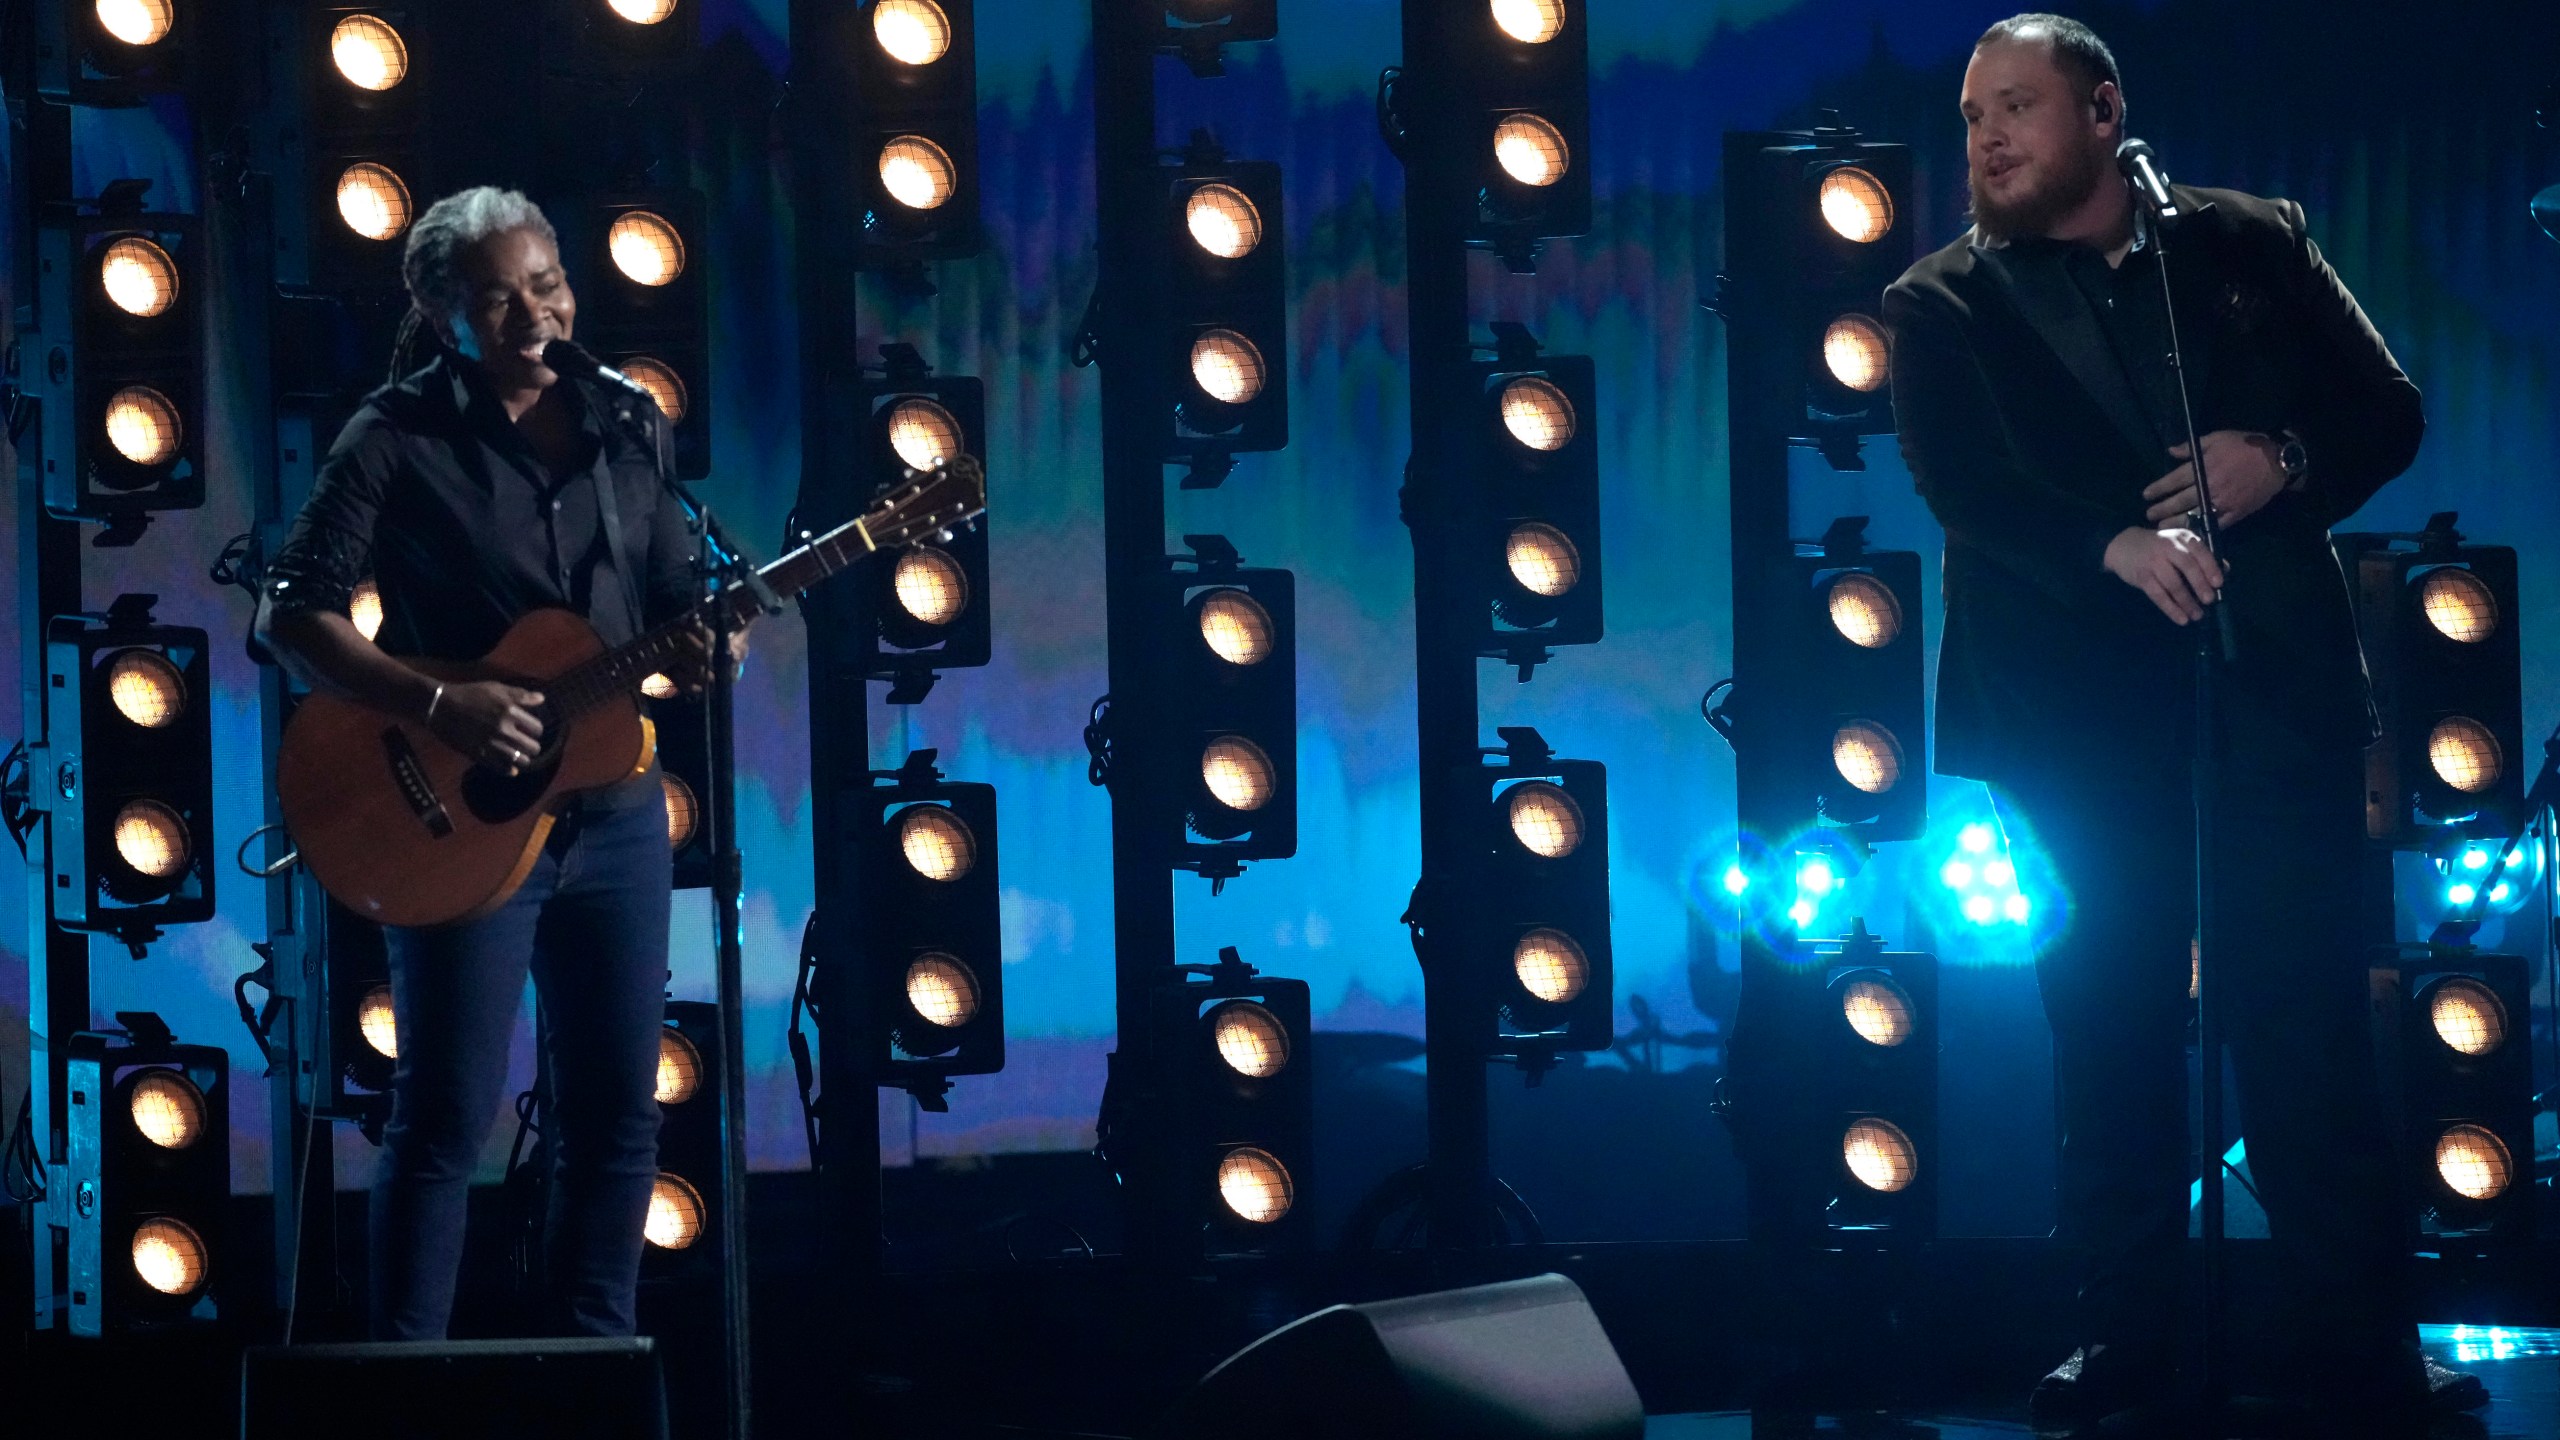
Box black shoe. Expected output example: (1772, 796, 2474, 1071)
(2030, 1345, 2175, 1435)
(2424, 1355, 2489, 1414)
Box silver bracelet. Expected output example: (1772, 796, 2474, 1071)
(424, 682, 445, 724)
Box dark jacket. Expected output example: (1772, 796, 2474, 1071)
(1884, 184, 2422, 784)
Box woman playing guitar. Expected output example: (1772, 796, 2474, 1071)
(257, 186, 740, 1340)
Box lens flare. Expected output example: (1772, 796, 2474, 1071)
(330, 14, 409, 91)
(608, 211, 686, 287)
(880, 136, 958, 211)
(104, 386, 184, 466)
(1819, 167, 1895, 243)
(1195, 589, 1274, 668)
(619, 357, 688, 424)
(1216, 1146, 1294, 1224)
(656, 1028, 703, 1105)
(1493, 113, 1570, 187)
(2434, 1124, 2511, 1202)
(1210, 1000, 1290, 1079)
(1505, 523, 1581, 599)
(106, 649, 186, 729)
(1504, 781, 1584, 859)
(1189, 329, 1268, 405)
(128, 1071, 206, 1150)
(872, 0, 952, 65)
(2426, 978, 2506, 1057)
(100, 236, 179, 318)
(2419, 568, 2499, 644)
(905, 953, 981, 1028)
(114, 800, 190, 880)
(644, 1173, 705, 1248)
(1823, 314, 1891, 392)
(1825, 573, 1902, 648)
(1832, 721, 1905, 795)
(2428, 717, 2502, 794)
(1844, 1118, 1918, 1192)
(1499, 376, 1575, 452)
(892, 546, 970, 628)
(131, 1217, 209, 1296)
(1185, 183, 1264, 259)
(360, 982, 398, 1059)
(1201, 736, 1276, 812)
(1513, 927, 1590, 1004)
(1841, 976, 1914, 1047)
(896, 804, 977, 882)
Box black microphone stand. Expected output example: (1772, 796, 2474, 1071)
(2135, 175, 2242, 1425)
(645, 417, 771, 1440)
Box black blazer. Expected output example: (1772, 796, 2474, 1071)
(1884, 185, 2423, 785)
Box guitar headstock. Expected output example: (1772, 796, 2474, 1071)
(869, 455, 988, 548)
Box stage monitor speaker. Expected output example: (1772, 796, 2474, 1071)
(241, 1336, 668, 1439)
(1164, 1273, 1644, 1440)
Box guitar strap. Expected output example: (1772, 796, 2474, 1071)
(590, 399, 648, 638)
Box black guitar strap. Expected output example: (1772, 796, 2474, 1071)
(589, 396, 648, 639)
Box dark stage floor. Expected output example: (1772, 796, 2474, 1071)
(1646, 1326, 2560, 1439)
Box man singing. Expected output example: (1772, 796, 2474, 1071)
(257, 186, 731, 1338)
(1885, 16, 2479, 1436)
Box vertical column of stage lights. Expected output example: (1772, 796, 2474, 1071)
(2335, 515, 2539, 1249)
(784, 0, 1001, 1349)
(11, 2, 226, 1337)
(1086, 0, 1310, 1268)
(1711, 128, 1940, 1244)
(1378, 0, 1605, 1250)
(239, 0, 450, 1317)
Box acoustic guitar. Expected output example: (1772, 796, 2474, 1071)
(278, 458, 985, 929)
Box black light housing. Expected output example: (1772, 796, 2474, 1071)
(2338, 520, 2523, 846)
(1160, 150, 1288, 470)
(1818, 942, 1937, 1236)
(863, 752, 1005, 1085)
(1161, 949, 1311, 1248)
(44, 597, 216, 947)
(825, 346, 993, 697)
(642, 1001, 724, 1275)
(1478, 727, 1611, 1054)
(1465, 330, 1599, 670)
(2388, 952, 2535, 1247)
(644, 685, 715, 891)
(1781, 527, 1925, 841)
(577, 190, 714, 479)
(64, 1013, 229, 1335)
(851, 0, 982, 268)
(1424, 0, 1590, 266)
(1164, 538, 1297, 877)
(37, 205, 207, 526)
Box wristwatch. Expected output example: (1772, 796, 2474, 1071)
(2277, 432, 2310, 490)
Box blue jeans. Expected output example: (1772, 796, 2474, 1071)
(370, 792, 672, 1339)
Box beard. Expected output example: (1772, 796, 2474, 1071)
(1967, 138, 2110, 242)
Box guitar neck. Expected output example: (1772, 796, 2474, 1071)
(545, 512, 880, 721)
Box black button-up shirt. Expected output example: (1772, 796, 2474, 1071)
(262, 351, 700, 806)
(264, 350, 697, 661)
(2008, 220, 2203, 457)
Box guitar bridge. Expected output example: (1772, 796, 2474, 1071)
(382, 726, 456, 839)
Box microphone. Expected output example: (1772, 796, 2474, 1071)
(540, 339, 653, 402)
(2115, 137, 2179, 219)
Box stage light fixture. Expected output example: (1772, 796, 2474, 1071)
(896, 803, 978, 882)
(2435, 1125, 2511, 1202)
(330, 13, 408, 90)
(1478, 731, 1613, 1051)
(1725, 137, 1912, 458)
(1505, 522, 1581, 598)
(656, 1028, 703, 1105)
(1217, 1146, 1294, 1224)
(1832, 720, 1904, 796)
(1160, 156, 1288, 468)
(100, 236, 178, 317)
(645, 1173, 706, 1248)
(1186, 183, 1263, 258)
(874, 0, 952, 65)
(1491, 0, 1566, 45)
(1211, 1000, 1290, 1079)
(1504, 780, 1584, 859)
(1500, 375, 1575, 451)
(1840, 974, 1913, 1047)
(662, 773, 700, 851)
(826, 351, 991, 685)
(104, 385, 184, 466)
(105, 649, 185, 728)
(607, 210, 687, 286)
(1464, 340, 1601, 663)
(858, 756, 1005, 1076)
(848, 0, 980, 266)
(32, 212, 209, 523)
(2426, 977, 2505, 1057)
(619, 357, 688, 423)
(890, 546, 971, 631)
(1825, 572, 1902, 648)
(1818, 167, 1895, 244)
(1512, 927, 1590, 1004)
(2340, 529, 2521, 841)
(65, 1017, 229, 1333)
(1493, 113, 1570, 187)
(358, 983, 398, 1058)
(2394, 954, 2534, 1243)
(610, 0, 680, 21)
(335, 162, 412, 241)
(887, 397, 963, 470)
(1761, 538, 1927, 839)
(95, 0, 173, 47)
(1164, 550, 1296, 871)
(1189, 329, 1268, 405)
(1822, 314, 1890, 393)
(46, 603, 216, 943)
(1843, 1117, 1917, 1193)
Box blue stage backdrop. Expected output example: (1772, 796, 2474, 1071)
(3, 0, 2555, 1244)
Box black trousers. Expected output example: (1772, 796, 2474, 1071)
(1993, 704, 2416, 1379)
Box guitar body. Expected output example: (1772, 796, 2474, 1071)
(278, 609, 655, 930)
